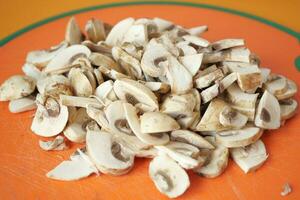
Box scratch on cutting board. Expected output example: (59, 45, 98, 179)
(226, 175, 246, 200)
(0, 153, 41, 162)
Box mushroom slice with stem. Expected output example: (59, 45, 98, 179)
(65, 17, 83, 45)
(123, 102, 169, 145)
(211, 39, 244, 51)
(275, 79, 297, 100)
(264, 75, 288, 96)
(39, 135, 67, 151)
(105, 17, 135, 46)
(218, 72, 237, 93)
(216, 126, 263, 148)
(171, 130, 214, 149)
(95, 80, 117, 104)
(194, 136, 229, 178)
(122, 24, 148, 47)
(255, 90, 281, 129)
(140, 112, 180, 134)
(82, 40, 112, 57)
(22, 63, 43, 81)
(86, 130, 134, 175)
(187, 25, 208, 36)
(182, 35, 210, 47)
(85, 18, 106, 43)
(89, 52, 122, 72)
(279, 99, 298, 120)
(149, 154, 190, 198)
(0, 75, 35, 101)
(9, 96, 37, 113)
(31, 97, 69, 137)
(179, 53, 203, 76)
(44, 45, 91, 73)
(230, 139, 268, 173)
(219, 106, 248, 129)
(195, 68, 224, 89)
(60, 95, 101, 108)
(86, 104, 110, 131)
(113, 78, 159, 112)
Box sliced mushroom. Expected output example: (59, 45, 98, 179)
(0, 75, 35, 101)
(149, 154, 190, 198)
(164, 141, 200, 158)
(85, 18, 106, 43)
(142, 81, 170, 94)
(177, 112, 200, 129)
(65, 17, 83, 45)
(280, 99, 298, 120)
(182, 35, 210, 47)
(195, 68, 224, 89)
(140, 111, 180, 134)
(22, 63, 43, 81)
(255, 90, 280, 129)
(94, 80, 117, 104)
(122, 24, 148, 47)
(89, 52, 122, 72)
(68, 68, 94, 97)
(157, 34, 180, 56)
(86, 104, 110, 131)
(200, 83, 220, 104)
(212, 39, 244, 51)
(98, 66, 129, 80)
(203, 47, 250, 64)
(121, 42, 143, 60)
(187, 25, 208, 36)
(264, 75, 288, 95)
(216, 126, 263, 148)
(171, 130, 214, 149)
(39, 135, 67, 151)
(60, 95, 101, 108)
(113, 78, 159, 111)
(275, 79, 297, 100)
(194, 136, 229, 178)
(218, 72, 237, 93)
(179, 53, 203, 76)
(230, 139, 268, 173)
(260, 67, 271, 85)
(82, 40, 112, 56)
(219, 106, 248, 129)
(8, 96, 36, 113)
(176, 41, 197, 56)
(86, 130, 134, 175)
(153, 17, 173, 32)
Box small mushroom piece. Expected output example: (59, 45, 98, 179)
(122, 24, 148, 47)
(85, 18, 106, 43)
(255, 90, 281, 129)
(182, 35, 210, 47)
(264, 75, 288, 96)
(153, 17, 173, 32)
(200, 83, 220, 103)
(105, 17, 135, 46)
(44, 45, 91, 73)
(157, 34, 180, 56)
(121, 42, 143, 60)
(8, 97, 36, 113)
(211, 39, 244, 51)
(86, 104, 110, 131)
(60, 95, 101, 108)
(165, 56, 193, 94)
(22, 63, 43, 81)
(89, 52, 122, 73)
(176, 41, 197, 56)
(279, 99, 298, 120)
(65, 17, 83, 45)
(86, 130, 134, 175)
(187, 25, 208, 36)
(195, 68, 224, 89)
(113, 78, 159, 111)
(218, 72, 237, 93)
(171, 130, 214, 149)
(39, 135, 67, 151)
(281, 183, 292, 196)
(98, 66, 129, 80)
(31, 97, 69, 137)
(164, 142, 200, 158)
(142, 81, 170, 94)
(68, 68, 94, 97)
(140, 112, 180, 134)
(194, 136, 229, 178)
(149, 154, 190, 198)
(219, 106, 248, 129)
(275, 79, 297, 100)
(95, 80, 117, 104)
(123, 102, 169, 145)
(177, 112, 200, 129)
(82, 40, 112, 56)
(179, 53, 203, 76)
(203, 47, 250, 64)
(216, 127, 263, 148)
(259, 68, 271, 84)
(230, 139, 268, 173)
(0, 75, 35, 101)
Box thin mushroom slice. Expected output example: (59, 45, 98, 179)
(113, 78, 159, 112)
(179, 53, 203, 76)
(37, 75, 72, 98)
(68, 68, 94, 97)
(218, 72, 237, 93)
(82, 40, 112, 56)
(219, 106, 248, 129)
(39, 135, 67, 151)
(176, 41, 197, 56)
(0, 75, 35, 101)
(60, 95, 101, 108)
(98, 66, 130, 80)
(65, 17, 83, 45)
(123, 102, 169, 145)
(22, 63, 43, 81)
(211, 39, 244, 51)
(164, 142, 200, 158)
(203, 47, 251, 64)
(200, 83, 220, 103)
(95, 80, 117, 104)
(187, 25, 208, 36)
(140, 112, 180, 134)
(230, 139, 268, 173)
(255, 90, 281, 129)
(89, 52, 122, 72)
(85, 18, 106, 43)
(8, 96, 37, 113)
(141, 81, 170, 94)
(86, 130, 134, 175)
(182, 35, 210, 47)
(216, 127, 263, 148)
(195, 68, 224, 89)
(86, 104, 110, 131)
(171, 130, 214, 149)
(177, 112, 200, 129)
(275, 79, 297, 100)
(121, 42, 143, 60)
(194, 136, 229, 178)
(264, 75, 288, 95)
(279, 99, 298, 120)
(152, 17, 173, 32)
(149, 154, 190, 198)
(122, 24, 148, 47)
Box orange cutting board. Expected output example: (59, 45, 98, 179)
(0, 3, 300, 200)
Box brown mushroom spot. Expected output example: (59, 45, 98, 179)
(111, 142, 129, 162)
(115, 119, 134, 135)
(260, 108, 271, 122)
(84, 120, 100, 131)
(125, 93, 139, 105)
(154, 171, 173, 192)
(154, 57, 167, 68)
(172, 136, 190, 144)
(280, 99, 293, 105)
(150, 133, 164, 138)
(223, 109, 237, 123)
(44, 97, 60, 117)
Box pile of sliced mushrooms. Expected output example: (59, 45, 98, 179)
(0, 16, 298, 198)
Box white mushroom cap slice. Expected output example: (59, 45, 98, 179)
(68, 68, 94, 97)
(212, 39, 244, 51)
(200, 83, 220, 103)
(264, 75, 288, 95)
(163, 141, 200, 158)
(280, 99, 298, 120)
(60, 95, 101, 108)
(176, 41, 197, 56)
(122, 24, 148, 47)
(65, 17, 83, 45)
(230, 139, 268, 173)
(85, 18, 106, 43)
(255, 90, 281, 129)
(0, 75, 35, 101)
(187, 25, 208, 36)
(142, 81, 170, 94)
(9, 97, 36, 113)
(153, 17, 173, 32)
(113, 78, 159, 111)
(179, 53, 203, 76)
(22, 63, 43, 81)
(203, 47, 250, 64)
(89, 52, 122, 72)
(140, 112, 180, 134)
(149, 154, 190, 198)
(44, 45, 91, 73)
(219, 106, 248, 129)
(218, 72, 237, 93)
(37, 74, 70, 95)
(123, 102, 169, 145)
(86, 130, 134, 174)
(194, 136, 229, 178)
(86, 104, 110, 131)
(275, 79, 297, 100)
(216, 127, 263, 148)
(195, 68, 224, 89)
(31, 98, 69, 137)
(260, 67, 271, 84)
(98, 66, 130, 80)
(182, 35, 210, 47)
(171, 130, 214, 149)
(105, 17, 135, 46)
(95, 80, 117, 104)
(39, 136, 67, 151)
(177, 112, 200, 129)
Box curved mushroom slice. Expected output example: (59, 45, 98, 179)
(123, 103, 169, 145)
(86, 130, 134, 175)
(113, 78, 159, 111)
(65, 17, 83, 45)
(211, 39, 244, 51)
(264, 75, 288, 96)
(157, 34, 180, 56)
(85, 18, 106, 43)
(60, 95, 101, 108)
(149, 154, 190, 198)
(219, 106, 248, 129)
(121, 42, 143, 60)
(280, 99, 298, 120)
(38, 75, 73, 98)
(93, 68, 104, 85)
(95, 80, 117, 104)
(230, 139, 268, 173)
(179, 53, 203, 76)
(135, 147, 158, 158)
(276, 79, 297, 100)
(176, 41, 197, 56)
(200, 83, 220, 103)
(86, 104, 110, 131)
(216, 127, 263, 148)
(203, 47, 251, 64)
(39, 135, 67, 151)
(68, 68, 94, 97)
(182, 35, 210, 48)
(140, 112, 180, 134)
(89, 52, 122, 72)
(44, 45, 91, 73)
(165, 56, 193, 94)
(141, 81, 170, 94)
(163, 142, 200, 158)
(187, 25, 208, 36)
(22, 63, 43, 81)
(255, 90, 281, 129)
(112, 46, 143, 79)
(171, 130, 214, 149)
(195, 68, 224, 89)
(194, 136, 229, 178)
(177, 112, 200, 129)
(0, 75, 35, 101)
(105, 17, 135, 46)
(9, 97, 36, 113)
(122, 24, 148, 47)
(191, 89, 201, 112)
(31, 97, 69, 137)
(153, 17, 173, 32)
(98, 66, 129, 80)
(82, 40, 112, 56)
(218, 72, 237, 93)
